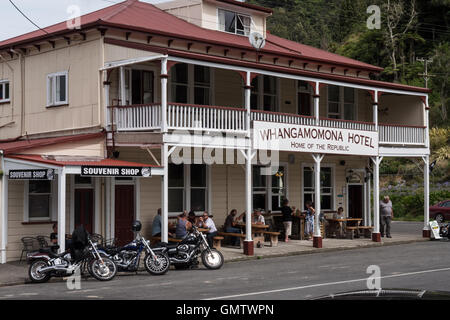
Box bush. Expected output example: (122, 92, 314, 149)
(381, 190, 450, 220)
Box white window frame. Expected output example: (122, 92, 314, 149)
(169, 64, 214, 105)
(296, 80, 313, 116)
(47, 71, 68, 107)
(301, 163, 335, 212)
(168, 164, 211, 216)
(251, 75, 279, 112)
(327, 86, 358, 120)
(252, 163, 289, 213)
(217, 8, 252, 36)
(0, 80, 10, 103)
(23, 179, 57, 222)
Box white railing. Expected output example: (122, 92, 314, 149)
(251, 110, 315, 126)
(110, 104, 426, 147)
(112, 104, 161, 131)
(379, 124, 426, 145)
(319, 118, 376, 132)
(167, 103, 247, 133)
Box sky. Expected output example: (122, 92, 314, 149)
(0, 0, 170, 41)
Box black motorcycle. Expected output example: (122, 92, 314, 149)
(440, 223, 449, 239)
(98, 221, 170, 275)
(28, 226, 117, 283)
(159, 225, 224, 270)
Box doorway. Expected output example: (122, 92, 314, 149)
(115, 184, 135, 246)
(348, 185, 363, 219)
(74, 189, 94, 234)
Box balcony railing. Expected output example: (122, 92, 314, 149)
(109, 103, 427, 146)
(379, 124, 426, 145)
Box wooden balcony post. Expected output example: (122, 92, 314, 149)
(0, 156, 8, 263)
(370, 156, 382, 242)
(120, 67, 126, 106)
(57, 168, 66, 253)
(423, 155, 431, 238)
(243, 148, 254, 255)
(245, 71, 251, 137)
(312, 153, 324, 248)
(161, 144, 169, 243)
(313, 82, 320, 126)
(161, 57, 168, 133)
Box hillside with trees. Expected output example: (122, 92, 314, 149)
(250, 0, 450, 219)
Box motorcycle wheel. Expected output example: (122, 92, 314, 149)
(89, 257, 117, 281)
(144, 252, 170, 275)
(201, 249, 224, 270)
(28, 259, 51, 283)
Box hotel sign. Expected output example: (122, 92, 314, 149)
(253, 121, 379, 156)
(81, 166, 152, 177)
(9, 169, 55, 180)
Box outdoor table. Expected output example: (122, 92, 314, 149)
(235, 223, 269, 246)
(326, 218, 362, 238)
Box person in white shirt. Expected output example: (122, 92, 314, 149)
(253, 209, 265, 225)
(198, 211, 218, 247)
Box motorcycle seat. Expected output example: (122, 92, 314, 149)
(39, 247, 67, 259)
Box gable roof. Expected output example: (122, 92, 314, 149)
(0, 0, 382, 73)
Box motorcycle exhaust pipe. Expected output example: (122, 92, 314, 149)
(38, 265, 70, 273)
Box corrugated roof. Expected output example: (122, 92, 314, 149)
(0, 0, 382, 72)
(0, 132, 104, 155)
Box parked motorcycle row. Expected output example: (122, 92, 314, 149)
(27, 221, 224, 283)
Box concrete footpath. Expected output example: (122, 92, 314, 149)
(0, 221, 431, 287)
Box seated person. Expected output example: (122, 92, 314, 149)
(188, 210, 201, 227)
(152, 208, 162, 237)
(198, 212, 218, 248)
(50, 223, 58, 244)
(253, 209, 265, 225)
(175, 211, 192, 239)
(224, 209, 242, 246)
(332, 207, 345, 237)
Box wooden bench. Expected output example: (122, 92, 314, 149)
(357, 226, 374, 238)
(213, 236, 224, 250)
(217, 232, 246, 248)
(263, 231, 280, 247)
(345, 226, 360, 239)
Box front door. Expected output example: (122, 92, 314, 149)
(348, 185, 363, 219)
(75, 189, 94, 234)
(115, 185, 135, 246)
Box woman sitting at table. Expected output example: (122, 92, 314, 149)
(175, 211, 192, 239)
(305, 201, 315, 240)
(332, 207, 345, 238)
(224, 209, 245, 246)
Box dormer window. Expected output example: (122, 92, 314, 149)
(218, 9, 251, 36)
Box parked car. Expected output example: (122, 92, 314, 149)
(429, 200, 450, 223)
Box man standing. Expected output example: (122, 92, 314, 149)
(380, 196, 394, 238)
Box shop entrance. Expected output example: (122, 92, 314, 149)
(74, 189, 94, 234)
(348, 185, 363, 219)
(115, 184, 135, 246)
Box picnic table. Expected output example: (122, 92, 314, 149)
(325, 218, 364, 239)
(234, 223, 270, 247)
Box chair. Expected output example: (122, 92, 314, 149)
(20, 237, 38, 261)
(36, 236, 51, 249)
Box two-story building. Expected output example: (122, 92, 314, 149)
(0, 0, 431, 262)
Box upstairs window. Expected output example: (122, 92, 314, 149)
(170, 64, 211, 105)
(47, 72, 68, 107)
(0, 80, 10, 103)
(251, 75, 278, 112)
(218, 9, 251, 36)
(327, 85, 356, 120)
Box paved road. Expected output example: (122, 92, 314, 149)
(0, 240, 449, 300)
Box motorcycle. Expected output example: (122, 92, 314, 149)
(159, 225, 224, 270)
(98, 221, 170, 275)
(27, 226, 117, 283)
(440, 223, 449, 239)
